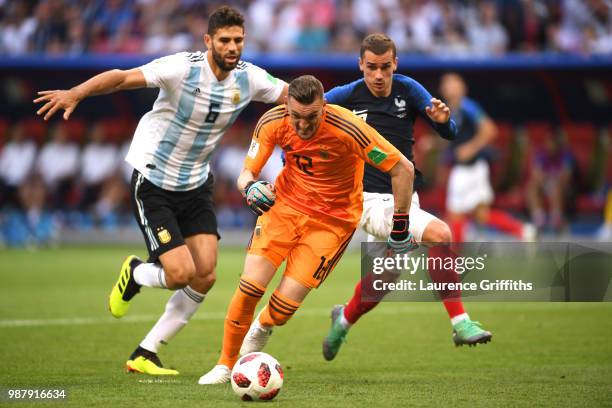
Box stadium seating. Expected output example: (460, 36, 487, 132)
(62, 119, 87, 144)
(21, 117, 48, 145)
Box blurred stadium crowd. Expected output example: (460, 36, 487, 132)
(1, 0, 611, 56)
(0, 117, 288, 245)
(1, 114, 610, 246)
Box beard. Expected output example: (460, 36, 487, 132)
(211, 45, 240, 72)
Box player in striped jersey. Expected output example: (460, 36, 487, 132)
(34, 6, 288, 375)
(198, 75, 417, 384)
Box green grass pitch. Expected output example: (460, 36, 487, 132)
(1, 245, 611, 407)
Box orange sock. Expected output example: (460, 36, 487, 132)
(218, 277, 266, 368)
(259, 290, 301, 327)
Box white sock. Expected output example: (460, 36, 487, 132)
(133, 263, 167, 288)
(140, 286, 205, 353)
(451, 313, 470, 326)
(339, 313, 352, 330)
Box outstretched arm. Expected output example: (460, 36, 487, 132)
(34, 68, 147, 120)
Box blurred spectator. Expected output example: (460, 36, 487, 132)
(91, 0, 135, 42)
(246, 0, 278, 52)
(0, 0, 36, 55)
(36, 122, 79, 211)
(1, 0, 610, 56)
(267, 0, 302, 52)
(79, 122, 119, 211)
(296, 14, 330, 52)
(553, 0, 612, 53)
(466, 1, 508, 55)
(519, 0, 553, 53)
(526, 131, 575, 233)
(2, 173, 56, 247)
(30, 0, 70, 54)
(0, 122, 37, 207)
(351, 0, 391, 35)
(329, 0, 360, 53)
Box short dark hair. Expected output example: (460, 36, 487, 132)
(288, 75, 324, 105)
(360, 33, 396, 58)
(207, 6, 244, 36)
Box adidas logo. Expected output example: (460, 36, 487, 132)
(192, 87, 201, 95)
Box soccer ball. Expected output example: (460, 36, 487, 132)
(231, 352, 283, 401)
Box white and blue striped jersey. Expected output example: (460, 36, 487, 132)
(125, 51, 286, 191)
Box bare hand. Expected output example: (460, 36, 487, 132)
(34, 89, 81, 120)
(425, 98, 450, 124)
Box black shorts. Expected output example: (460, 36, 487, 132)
(130, 170, 219, 262)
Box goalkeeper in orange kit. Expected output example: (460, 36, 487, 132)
(198, 75, 417, 384)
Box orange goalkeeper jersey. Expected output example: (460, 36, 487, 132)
(244, 104, 402, 225)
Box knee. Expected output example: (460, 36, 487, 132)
(188, 263, 216, 294)
(424, 221, 452, 244)
(199, 270, 217, 292)
(165, 261, 196, 289)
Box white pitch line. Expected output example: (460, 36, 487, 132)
(0, 306, 420, 328)
(0, 303, 600, 328)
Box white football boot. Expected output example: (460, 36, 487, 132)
(239, 311, 273, 356)
(198, 365, 231, 385)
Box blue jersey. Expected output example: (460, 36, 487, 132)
(325, 74, 456, 193)
(448, 97, 491, 165)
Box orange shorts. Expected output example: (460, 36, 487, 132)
(247, 200, 356, 289)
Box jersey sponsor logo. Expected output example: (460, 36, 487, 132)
(367, 146, 388, 165)
(248, 140, 260, 158)
(156, 227, 172, 244)
(353, 109, 368, 122)
(192, 87, 201, 95)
